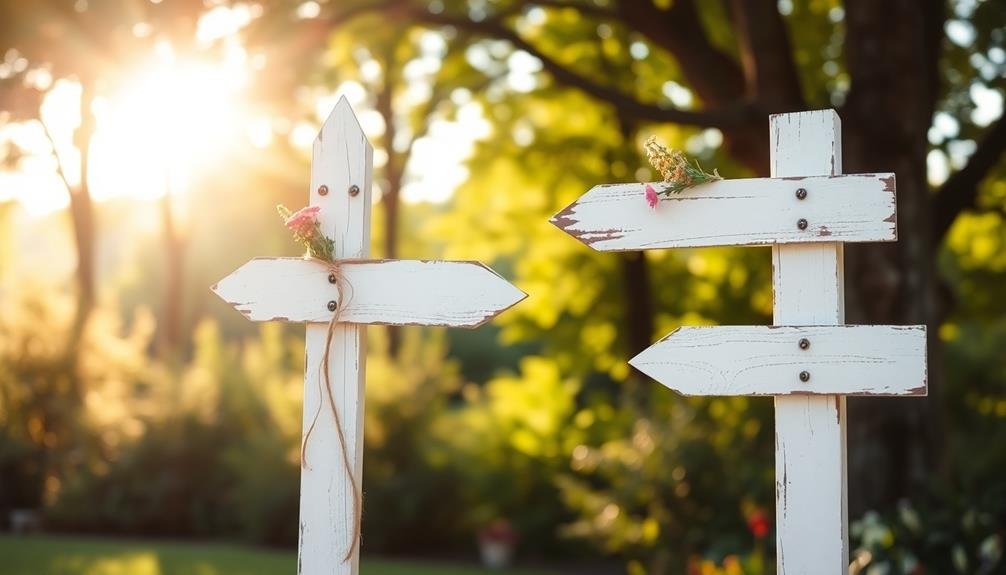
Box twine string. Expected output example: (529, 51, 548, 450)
(300, 259, 361, 563)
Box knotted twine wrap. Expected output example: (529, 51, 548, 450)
(299, 259, 361, 563)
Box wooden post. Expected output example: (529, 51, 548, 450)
(300, 97, 372, 575)
(770, 110, 847, 574)
(553, 108, 926, 575)
(212, 97, 525, 575)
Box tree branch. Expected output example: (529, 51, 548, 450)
(932, 114, 1006, 239)
(409, 9, 754, 128)
(38, 118, 75, 196)
(615, 0, 746, 106)
(494, 0, 616, 20)
(298, 0, 764, 168)
(728, 0, 804, 109)
(305, 0, 752, 127)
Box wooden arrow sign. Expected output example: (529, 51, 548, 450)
(551, 110, 929, 573)
(551, 174, 897, 251)
(213, 257, 526, 328)
(629, 325, 927, 396)
(211, 97, 526, 574)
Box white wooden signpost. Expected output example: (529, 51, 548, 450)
(552, 110, 927, 574)
(212, 97, 525, 575)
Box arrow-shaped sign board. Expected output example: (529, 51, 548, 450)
(552, 110, 927, 574)
(211, 97, 524, 575)
(551, 174, 897, 251)
(629, 325, 927, 397)
(213, 257, 526, 327)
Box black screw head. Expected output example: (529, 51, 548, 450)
(318, 185, 329, 196)
(799, 338, 810, 350)
(796, 188, 808, 200)
(328, 273, 338, 284)
(799, 370, 811, 382)
(797, 218, 808, 230)
(348, 185, 360, 197)
(327, 300, 338, 312)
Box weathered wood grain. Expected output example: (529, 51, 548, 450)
(630, 325, 926, 396)
(212, 257, 526, 328)
(771, 110, 848, 575)
(550, 108, 928, 574)
(550, 173, 896, 251)
(210, 96, 525, 575)
(300, 96, 371, 575)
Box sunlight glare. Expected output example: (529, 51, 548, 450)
(90, 50, 248, 202)
(197, 4, 258, 46)
(247, 117, 274, 149)
(402, 101, 491, 204)
(0, 81, 79, 215)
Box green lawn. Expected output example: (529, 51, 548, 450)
(0, 535, 553, 575)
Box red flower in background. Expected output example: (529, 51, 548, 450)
(747, 509, 770, 539)
(478, 519, 518, 545)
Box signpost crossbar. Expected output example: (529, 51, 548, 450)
(553, 108, 927, 575)
(212, 97, 524, 575)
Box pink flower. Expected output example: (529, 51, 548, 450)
(285, 205, 321, 232)
(645, 184, 659, 208)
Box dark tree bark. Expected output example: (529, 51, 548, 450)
(841, 0, 946, 515)
(617, 0, 746, 105)
(728, 0, 804, 110)
(610, 111, 655, 403)
(933, 115, 1006, 239)
(619, 251, 654, 367)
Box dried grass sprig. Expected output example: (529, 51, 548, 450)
(643, 136, 721, 205)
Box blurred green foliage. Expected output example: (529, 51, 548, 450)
(849, 498, 1004, 574)
(1, 1, 1006, 574)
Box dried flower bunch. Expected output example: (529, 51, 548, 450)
(643, 135, 721, 207)
(278, 204, 335, 262)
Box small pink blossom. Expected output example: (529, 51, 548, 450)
(285, 205, 321, 232)
(645, 184, 659, 208)
(277, 204, 335, 262)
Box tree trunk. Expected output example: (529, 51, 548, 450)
(611, 116, 655, 404)
(841, 0, 944, 516)
(619, 251, 655, 363)
(67, 79, 96, 346)
(159, 188, 186, 359)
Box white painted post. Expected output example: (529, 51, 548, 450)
(553, 108, 927, 575)
(212, 97, 525, 575)
(770, 110, 848, 574)
(298, 98, 371, 575)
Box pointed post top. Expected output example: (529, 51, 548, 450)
(317, 95, 371, 148)
(311, 94, 373, 261)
